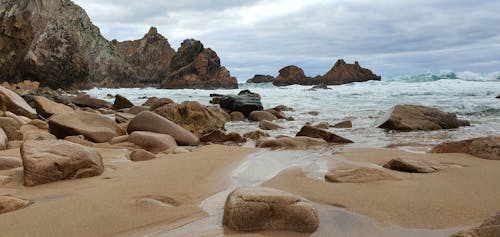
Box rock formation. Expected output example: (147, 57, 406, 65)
(430, 136, 500, 160)
(273, 66, 314, 86)
(246, 74, 275, 83)
(162, 39, 238, 89)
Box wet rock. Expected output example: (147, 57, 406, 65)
(129, 149, 156, 162)
(450, 211, 500, 237)
(325, 167, 398, 183)
(218, 94, 263, 117)
(69, 95, 112, 109)
(21, 140, 104, 186)
(163, 39, 238, 89)
(259, 120, 284, 130)
(127, 131, 177, 153)
(174, 147, 191, 154)
(312, 122, 330, 129)
(153, 101, 228, 137)
(375, 105, 460, 131)
(458, 119, 471, 127)
(0, 156, 22, 170)
(223, 187, 319, 233)
(34, 96, 73, 118)
(332, 120, 353, 128)
(296, 125, 353, 144)
(383, 157, 442, 173)
(248, 111, 278, 122)
(199, 130, 246, 144)
(243, 130, 270, 140)
(430, 136, 500, 160)
(0, 196, 31, 214)
(0, 117, 23, 140)
(115, 112, 135, 124)
(230, 111, 245, 121)
(256, 137, 327, 150)
(64, 135, 95, 147)
(246, 74, 275, 83)
(112, 94, 134, 110)
(273, 105, 294, 112)
(0, 86, 37, 119)
(49, 111, 125, 143)
(273, 65, 314, 86)
(320, 59, 381, 85)
(264, 109, 287, 119)
(127, 111, 200, 146)
(307, 111, 320, 116)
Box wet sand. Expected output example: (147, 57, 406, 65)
(1, 145, 499, 237)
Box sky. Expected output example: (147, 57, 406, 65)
(73, 0, 500, 81)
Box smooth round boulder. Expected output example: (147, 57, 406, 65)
(129, 149, 156, 162)
(21, 140, 104, 186)
(248, 111, 278, 122)
(127, 131, 177, 153)
(34, 96, 73, 118)
(49, 111, 125, 143)
(259, 120, 283, 130)
(230, 111, 245, 121)
(223, 187, 319, 233)
(325, 167, 398, 183)
(332, 120, 353, 128)
(127, 111, 199, 146)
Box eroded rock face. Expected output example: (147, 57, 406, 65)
(450, 211, 500, 237)
(21, 140, 104, 186)
(273, 65, 313, 86)
(246, 74, 275, 83)
(162, 39, 238, 89)
(223, 187, 319, 233)
(320, 59, 381, 85)
(296, 125, 353, 144)
(375, 105, 461, 131)
(430, 136, 500, 160)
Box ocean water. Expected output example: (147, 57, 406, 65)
(85, 71, 500, 152)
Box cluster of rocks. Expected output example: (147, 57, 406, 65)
(0, 0, 237, 90)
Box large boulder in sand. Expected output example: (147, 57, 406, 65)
(430, 136, 500, 160)
(21, 140, 104, 186)
(451, 211, 500, 237)
(127, 111, 199, 146)
(325, 167, 398, 183)
(34, 96, 73, 118)
(256, 137, 327, 150)
(49, 111, 125, 143)
(273, 65, 314, 86)
(319, 59, 381, 85)
(374, 105, 461, 131)
(383, 157, 442, 173)
(223, 187, 319, 233)
(112, 94, 134, 110)
(199, 130, 246, 144)
(0, 196, 31, 214)
(127, 131, 177, 153)
(0, 86, 37, 119)
(296, 125, 353, 144)
(248, 111, 278, 122)
(217, 94, 263, 117)
(153, 101, 229, 137)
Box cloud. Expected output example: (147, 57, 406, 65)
(73, 0, 500, 80)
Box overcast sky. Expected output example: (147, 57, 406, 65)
(73, 0, 500, 80)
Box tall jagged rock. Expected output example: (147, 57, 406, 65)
(320, 59, 381, 85)
(162, 39, 238, 89)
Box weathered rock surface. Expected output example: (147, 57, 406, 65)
(127, 111, 199, 146)
(199, 130, 246, 144)
(383, 157, 442, 173)
(273, 65, 313, 86)
(70, 95, 112, 109)
(153, 101, 229, 137)
(259, 120, 283, 130)
(0, 156, 22, 170)
(375, 105, 461, 131)
(112, 94, 134, 110)
(128, 106, 150, 115)
(34, 96, 73, 118)
(149, 98, 175, 111)
(246, 74, 275, 83)
(430, 136, 500, 160)
(21, 140, 104, 186)
(296, 125, 353, 144)
(162, 39, 238, 89)
(217, 94, 263, 117)
(243, 130, 270, 140)
(248, 111, 278, 122)
(0, 196, 31, 214)
(325, 167, 398, 183)
(64, 135, 94, 147)
(312, 122, 330, 130)
(49, 111, 125, 143)
(28, 119, 49, 129)
(450, 211, 500, 237)
(320, 59, 381, 85)
(21, 124, 56, 141)
(0, 86, 37, 118)
(256, 137, 327, 150)
(129, 149, 156, 162)
(127, 131, 177, 153)
(223, 187, 319, 233)
(332, 120, 353, 128)
(0, 117, 23, 140)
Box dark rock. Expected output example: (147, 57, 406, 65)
(458, 119, 471, 127)
(218, 95, 263, 117)
(273, 105, 295, 112)
(246, 74, 275, 83)
(375, 105, 460, 131)
(310, 84, 330, 90)
(273, 65, 315, 86)
(238, 90, 261, 98)
(450, 211, 500, 237)
(129, 149, 156, 162)
(296, 125, 353, 144)
(199, 130, 246, 144)
(112, 94, 134, 110)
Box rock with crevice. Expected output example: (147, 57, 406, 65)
(320, 59, 381, 85)
(112, 94, 134, 110)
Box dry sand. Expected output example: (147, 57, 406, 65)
(1, 145, 499, 237)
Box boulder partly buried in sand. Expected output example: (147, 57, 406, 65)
(325, 167, 398, 183)
(430, 136, 500, 160)
(49, 111, 125, 143)
(127, 131, 177, 153)
(21, 140, 104, 186)
(375, 105, 461, 131)
(223, 187, 319, 233)
(383, 157, 442, 173)
(450, 211, 500, 237)
(256, 137, 327, 150)
(127, 111, 199, 146)
(0, 86, 37, 119)
(0, 196, 31, 214)
(296, 125, 353, 144)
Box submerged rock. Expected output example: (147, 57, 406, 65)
(332, 120, 353, 128)
(375, 105, 461, 131)
(223, 187, 319, 233)
(430, 136, 500, 160)
(296, 125, 353, 144)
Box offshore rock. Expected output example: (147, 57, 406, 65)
(273, 65, 314, 86)
(246, 74, 275, 83)
(320, 59, 381, 85)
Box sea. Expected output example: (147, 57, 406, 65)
(85, 71, 500, 152)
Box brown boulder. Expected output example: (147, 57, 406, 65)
(256, 137, 327, 150)
(0, 86, 37, 118)
(70, 95, 112, 109)
(64, 135, 95, 147)
(0, 156, 22, 170)
(296, 125, 353, 144)
(430, 136, 500, 160)
(49, 111, 125, 143)
(332, 120, 353, 128)
(127, 131, 177, 153)
(28, 119, 49, 129)
(199, 130, 246, 144)
(246, 74, 275, 83)
(383, 157, 442, 173)
(325, 167, 398, 183)
(273, 105, 294, 112)
(149, 98, 175, 111)
(243, 130, 270, 140)
(20, 124, 57, 141)
(128, 106, 151, 115)
(0, 196, 31, 214)
(153, 101, 229, 137)
(450, 211, 500, 237)
(259, 120, 284, 130)
(248, 111, 278, 122)
(312, 122, 330, 129)
(319, 59, 381, 85)
(264, 108, 288, 119)
(127, 111, 199, 146)
(162, 39, 238, 89)
(129, 149, 156, 162)
(375, 105, 460, 131)
(273, 65, 314, 86)
(223, 187, 319, 233)
(230, 111, 245, 121)
(21, 140, 104, 186)
(0, 117, 23, 140)
(34, 96, 73, 118)
(112, 94, 134, 110)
